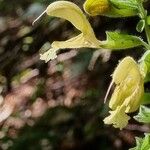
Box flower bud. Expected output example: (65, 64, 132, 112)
(84, 0, 138, 17)
(84, 0, 110, 16)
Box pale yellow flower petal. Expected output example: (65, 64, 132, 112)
(46, 1, 91, 34)
(104, 106, 130, 130)
(40, 48, 58, 63)
(112, 57, 140, 84)
(109, 57, 144, 112)
(51, 33, 99, 49)
(123, 83, 144, 113)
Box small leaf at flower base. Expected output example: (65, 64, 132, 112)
(130, 134, 150, 150)
(134, 105, 150, 123)
(101, 32, 143, 49)
(136, 20, 145, 33)
(139, 50, 150, 78)
(140, 51, 150, 70)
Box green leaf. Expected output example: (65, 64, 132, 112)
(139, 50, 150, 69)
(101, 32, 143, 49)
(109, 0, 138, 9)
(139, 51, 150, 78)
(130, 137, 143, 150)
(141, 134, 150, 150)
(130, 134, 150, 150)
(134, 105, 150, 123)
(136, 20, 145, 33)
(107, 0, 139, 18)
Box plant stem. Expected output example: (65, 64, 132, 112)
(144, 21, 150, 45)
(141, 40, 150, 50)
(137, 0, 150, 46)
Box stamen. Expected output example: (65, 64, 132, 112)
(32, 10, 46, 26)
(104, 80, 113, 103)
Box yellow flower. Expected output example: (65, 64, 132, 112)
(84, 0, 138, 17)
(34, 1, 101, 62)
(104, 57, 144, 129)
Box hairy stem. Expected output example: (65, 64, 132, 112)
(137, 0, 150, 46)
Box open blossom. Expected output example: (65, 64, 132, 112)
(104, 57, 144, 129)
(32, 1, 143, 63)
(39, 1, 101, 62)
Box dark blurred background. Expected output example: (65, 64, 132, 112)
(0, 0, 150, 149)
